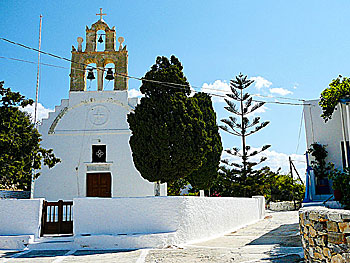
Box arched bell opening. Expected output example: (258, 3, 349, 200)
(86, 63, 98, 91)
(96, 30, 106, 51)
(104, 63, 115, 90)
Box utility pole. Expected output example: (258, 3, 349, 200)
(31, 14, 42, 199)
(289, 156, 296, 210)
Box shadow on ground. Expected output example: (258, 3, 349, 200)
(248, 223, 304, 263)
(1, 249, 137, 258)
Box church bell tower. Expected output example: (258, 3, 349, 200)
(69, 8, 128, 92)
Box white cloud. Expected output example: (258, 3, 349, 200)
(222, 148, 306, 182)
(250, 76, 272, 90)
(128, 89, 143, 98)
(248, 105, 268, 116)
(201, 80, 268, 115)
(269, 88, 293, 96)
(21, 103, 53, 121)
(189, 85, 196, 97)
(201, 80, 230, 103)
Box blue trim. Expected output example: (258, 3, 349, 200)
(339, 98, 350, 104)
(303, 152, 312, 203)
(303, 170, 312, 203)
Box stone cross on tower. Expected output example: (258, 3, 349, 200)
(96, 8, 106, 21)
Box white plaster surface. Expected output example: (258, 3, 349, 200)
(0, 199, 43, 238)
(0, 235, 34, 250)
(75, 232, 177, 249)
(34, 91, 166, 201)
(304, 100, 343, 169)
(303, 100, 345, 202)
(73, 196, 264, 249)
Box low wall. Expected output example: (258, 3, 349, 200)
(269, 201, 300, 211)
(73, 196, 264, 248)
(299, 206, 350, 262)
(0, 191, 30, 199)
(0, 199, 43, 239)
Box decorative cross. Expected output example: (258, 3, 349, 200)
(93, 108, 105, 121)
(96, 8, 106, 21)
(95, 149, 105, 158)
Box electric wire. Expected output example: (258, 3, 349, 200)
(1, 52, 306, 103)
(0, 37, 313, 106)
(295, 109, 304, 154)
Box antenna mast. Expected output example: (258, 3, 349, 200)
(34, 14, 42, 128)
(31, 14, 42, 199)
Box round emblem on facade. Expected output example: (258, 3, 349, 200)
(89, 105, 109, 126)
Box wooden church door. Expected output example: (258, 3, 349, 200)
(86, 173, 111, 197)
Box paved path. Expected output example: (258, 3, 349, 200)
(0, 211, 304, 263)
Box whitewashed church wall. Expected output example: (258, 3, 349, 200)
(303, 100, 343, 169)
(34, 91, 165, 201)
(73, 196, 263, 246)
(0, 199, 43, 238)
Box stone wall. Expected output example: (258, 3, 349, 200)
(0, 191, 30, 199)
(269, 201, 300, 211)
(299, 206, 350, 262)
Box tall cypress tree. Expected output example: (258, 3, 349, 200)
(186, 92, 223, 190)
(220, 73, 270, 196)
(127, 56, 222, 193)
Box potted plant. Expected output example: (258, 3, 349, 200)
(328, 169, 343, 201)
(329, 168, 350, 208)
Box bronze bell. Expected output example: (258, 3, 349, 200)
(87, 69, 95, 80)
(98, 35, 103, 43)
(105, 68, 114, 80)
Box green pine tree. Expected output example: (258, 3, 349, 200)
(220, 73, 271, 197)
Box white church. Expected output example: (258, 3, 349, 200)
(34, 13, 166, 201)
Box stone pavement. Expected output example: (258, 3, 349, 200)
(0, 211, 304, 263)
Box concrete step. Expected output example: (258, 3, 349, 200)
(27, 236, 77, 250)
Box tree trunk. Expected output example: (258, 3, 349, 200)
(154, 180, 161, 196)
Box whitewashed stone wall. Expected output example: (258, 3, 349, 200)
(73, 196, 264, 248)
(0, 199, 43, 238)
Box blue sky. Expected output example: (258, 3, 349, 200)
(2, 1, 349, 178)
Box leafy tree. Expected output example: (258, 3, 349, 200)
(329, 168, 350, 209)
(127, 56, 222, 192)
(211, 166, 305, 202)
(267, 171, 305, 203)
(219, 73, 270, 196)
(0, 81, 60, 190)
(319, 75, 350, 122)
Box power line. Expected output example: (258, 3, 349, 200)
(0, 55, 68, 69)
(295, 109, 304, 154)
(0, 37, 313, 106)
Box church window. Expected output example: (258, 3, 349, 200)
(92, 145, 106, 163)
